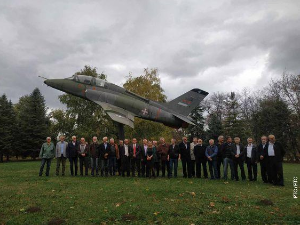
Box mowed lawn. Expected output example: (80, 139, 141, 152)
(0, 161, 299, 225)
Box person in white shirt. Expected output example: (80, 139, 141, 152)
(55, 135, 68, 176)
(244, 137, 258, 181)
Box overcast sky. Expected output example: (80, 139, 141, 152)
(0, 0, 300, 109)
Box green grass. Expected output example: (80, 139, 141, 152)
(0, 161, 299, 225)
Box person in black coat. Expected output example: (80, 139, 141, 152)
(120, 139, 131, 177)
(140, 139, 148, 177)
(244, 137, 258, 181)
(257, 135, 268, 183)
(216, 135, 225, 179)
(66, 136, 80, 176)
(179, 136, 192, 178)
(263, 135, 285, 186)
(232, 137, 246, 181)
(99, 137, 111, 177)
(222, 136, 235, 180)
(130, 138, 141, 177)
(193, 139, 208, 178)
(117, 140, 124, 176)
(168, 138, 180, 178)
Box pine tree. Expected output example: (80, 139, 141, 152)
(186, 106, 205, 140)
(0, 95, 16, 161)
(223, 92, 246, 142)
(206, 113, 223, 142)
(15, 89, 49, 158)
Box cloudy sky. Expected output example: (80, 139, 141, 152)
(0, 0, 300, 109)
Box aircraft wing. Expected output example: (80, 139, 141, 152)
(173, 113, 195, 126)
(94, 101, 135, 128)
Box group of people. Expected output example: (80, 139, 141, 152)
(38, 134, 285, 186)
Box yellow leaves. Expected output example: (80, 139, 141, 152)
(190, 192, 196, 198)
(153, 212, 160, 216)
(115, 203, 121, 207)
(19, 208, 25, 212)
(209, 202, 215, 208)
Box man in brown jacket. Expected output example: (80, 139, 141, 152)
(157, 137, 169, 177)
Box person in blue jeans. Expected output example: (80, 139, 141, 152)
(168, 138, 180, 178)
(205, 139, 218, 179)
(223, 136, 235, 180)
(39, 137, 55, 176)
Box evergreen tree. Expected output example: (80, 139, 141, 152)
(0, 95, 16, 161)
(15, 89, 49, 158)
(223, 92, 246, 142)
(252, 97, 291, 152)
(186, 106, 205, 140)
(206, 113, 223, 142)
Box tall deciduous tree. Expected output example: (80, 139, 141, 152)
(123, 68, 173, 141)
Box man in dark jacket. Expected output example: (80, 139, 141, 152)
(216, 135, 225, 179)
(157, 137, 169, 177)
(99, 137, 110, 177)
(66, 136, 80, 176)
(89, 136, 100, 176)
(140, 139, 148, 177)
(194, 139, 208, 178)
(244, 137, 258, 181)
(257, 135, 268, 183)
(179, 136, 192, 178)
(108, 138, 119, 176)
(264, 135, 285, 186)
(232, 137, 246, 181)
(222, 136, 235, 180)
(120, 139, 131, 177)
(168, 138, 180, 178)
(130, 138, 141, 177)
(117, 140, 123, 176)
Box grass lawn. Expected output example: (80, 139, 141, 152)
(0, 161, 299, 225)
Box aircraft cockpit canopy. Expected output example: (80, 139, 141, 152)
(66, 75, 106, 87)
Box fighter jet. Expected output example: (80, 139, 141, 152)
(44, 75, 208, 129)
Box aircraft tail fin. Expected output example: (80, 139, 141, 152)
(166, 88, 208, 116)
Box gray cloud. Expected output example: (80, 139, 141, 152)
(0, 0, 299, 107)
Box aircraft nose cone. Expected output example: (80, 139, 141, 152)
(44, 79, 62, 90)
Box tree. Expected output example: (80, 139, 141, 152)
(123, 68, 173, 141)
(186, 106, 205, 140)
(0, 95, 16, 162)
(50, 65, 116, 142)
(223, 92, 247, 143)
(252, 97, 294, 160)
(206, 112, 223, 142)
(14, 89, 49, 159)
